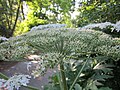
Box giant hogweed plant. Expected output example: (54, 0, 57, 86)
(0, 27, 120, 90)
(0, 28, 120, 61)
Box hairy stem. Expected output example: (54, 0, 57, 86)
(57, 70, 63, 90)
(60, 62, 68, 90)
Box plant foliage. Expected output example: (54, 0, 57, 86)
(76, 0, 120, 27)
(0, 26, 120, 90)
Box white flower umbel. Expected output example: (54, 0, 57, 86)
(0, 28, 120, 61)
(81, 21, 120, 32)
(30, 24, 66, 31)
(0, 75, 31, 90)
(81, 22, 113, 30)
(0, 37, 8, 42)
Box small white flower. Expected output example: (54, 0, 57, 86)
(26, 62, 32, 71)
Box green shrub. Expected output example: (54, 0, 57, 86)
(14, 11, 48, 36)
(76, 0, 120, 27)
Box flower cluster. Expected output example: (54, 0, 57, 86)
(0, 75, 31, 90)
(26, 55, 57, 78)
(30, 60, 48, 78)
(81, 21, 120, 32)
(0, 27, 120, 61)
(30, 24, 66, 31)
(0, 37, 8, 43)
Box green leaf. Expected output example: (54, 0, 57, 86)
(74, 83, 82, 90)
(93, 74, 113, 81)
(89, 83, 98, 90)
(99, 87, 112, 90)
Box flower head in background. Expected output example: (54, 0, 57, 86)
(81, 21, 120, 32)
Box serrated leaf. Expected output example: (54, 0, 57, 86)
(93, 64, 113, 74)
(89, 83, 98, 90)
(93, 74, 113, 81)
(99, 87, 112, 90)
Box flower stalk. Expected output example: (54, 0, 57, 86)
(60, 62, 68, 90)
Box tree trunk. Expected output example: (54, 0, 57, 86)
(9, 0, 21, 37)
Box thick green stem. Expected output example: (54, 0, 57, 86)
(57, 70, 64, 90)
(69, 59, 88, 90)
(0, 73, 8, 80)
(60, 62, 68, 90)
